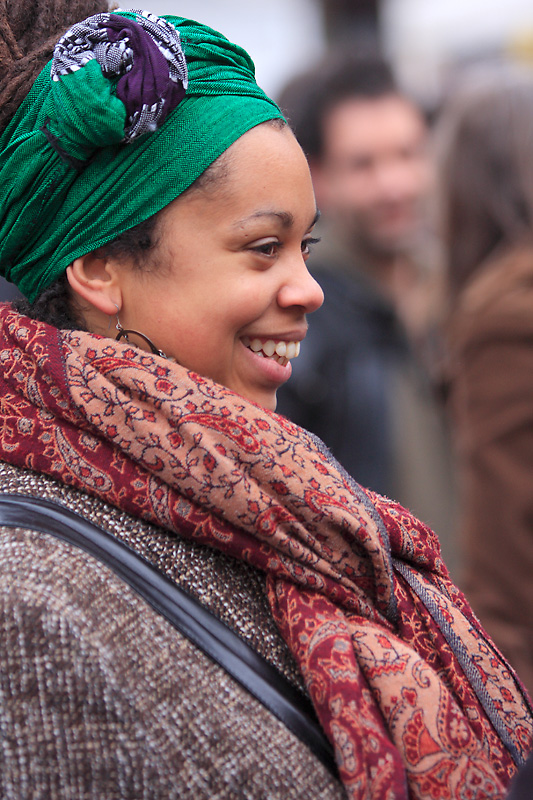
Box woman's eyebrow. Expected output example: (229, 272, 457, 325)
(233, 210, 293, 228)
(233, 208, 321, 229)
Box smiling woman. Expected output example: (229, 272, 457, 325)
(0, 3, 532, 800)
(65, 122, 323, 410)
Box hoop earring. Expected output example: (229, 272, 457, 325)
(113, 305, 171, 360)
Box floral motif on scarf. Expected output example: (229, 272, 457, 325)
(0, 305, 531, 799)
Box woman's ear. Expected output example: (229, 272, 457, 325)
(66, 252, 123, 316)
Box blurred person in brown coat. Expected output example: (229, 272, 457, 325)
(439, 67, 533, 696)
(276, 53, 457, 569)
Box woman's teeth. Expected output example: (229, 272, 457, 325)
(242, 336, 301, 366)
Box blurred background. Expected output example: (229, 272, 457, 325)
(134, 0, 533, 109)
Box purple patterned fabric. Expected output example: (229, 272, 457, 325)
(51, 11, 188, 141)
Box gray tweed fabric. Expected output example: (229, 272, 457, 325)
(0, 462, 345, 799)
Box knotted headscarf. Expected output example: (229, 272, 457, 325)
(0, 9, 284, 300)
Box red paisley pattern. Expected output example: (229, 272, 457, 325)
(0, 305, 531, 799)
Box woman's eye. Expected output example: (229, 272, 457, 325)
(301, 236, 321, 256)
(251, 241, 280, 257)
(249, 235, 321, 259)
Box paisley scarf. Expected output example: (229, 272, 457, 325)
(0, 304, 531, 799)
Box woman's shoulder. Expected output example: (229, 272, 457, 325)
(0, 462, 303, 688)
(0, 462, 343, 800)
(0, 461, 303, 685)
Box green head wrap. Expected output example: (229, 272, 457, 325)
(0, 10, 284, 300)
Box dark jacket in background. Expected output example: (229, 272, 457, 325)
(277, 267, 458, 573)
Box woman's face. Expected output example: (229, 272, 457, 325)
(114, 123, 323, 410)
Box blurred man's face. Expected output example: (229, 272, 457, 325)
(312, 94, 431, 257)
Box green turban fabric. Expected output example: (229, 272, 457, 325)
(0, 10, 284, 300)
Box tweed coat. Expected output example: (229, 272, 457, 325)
(0, 460, 345, 800)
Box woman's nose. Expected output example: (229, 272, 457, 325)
(277, 261, 324, 313)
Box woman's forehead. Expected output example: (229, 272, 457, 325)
(161, 124, 316, 230)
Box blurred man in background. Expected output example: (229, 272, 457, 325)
(276, 52, 457, 566)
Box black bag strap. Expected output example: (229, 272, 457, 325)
(0, 493, 337, 777)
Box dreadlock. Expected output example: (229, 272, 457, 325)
(0, 0, 111, 135)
